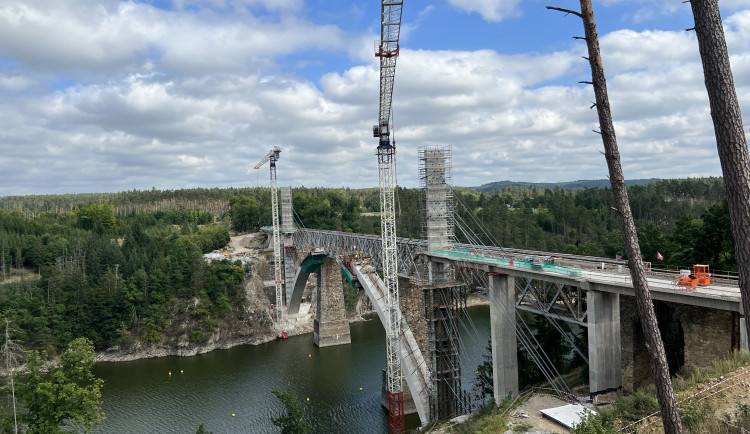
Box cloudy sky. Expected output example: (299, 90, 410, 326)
(1, 0, 750, 195)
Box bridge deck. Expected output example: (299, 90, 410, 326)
(431, 250, 741, 313)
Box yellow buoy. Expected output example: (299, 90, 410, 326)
(232, 413, 235, 417)
(359, 387, 362, 391)
(181, 370, 184, 374)
(306, 397, 310, 402)
(308, 354, 311, 358)
(168, 371, 172, 376)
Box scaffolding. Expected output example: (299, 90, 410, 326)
(419, 147, 454, 253)
(280, 186, 294, 232)
(417, 146, 466, 421)
(280, 186, 296, 306)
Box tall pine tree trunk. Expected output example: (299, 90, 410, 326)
(689, 0, 750, 350)
(548, 2, 683, 432)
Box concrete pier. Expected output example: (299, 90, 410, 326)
(313, 258, 351, 347)
(489, 273, 519, 403)
(587, 289, 621, 396)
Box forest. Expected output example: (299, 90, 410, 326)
(0, 176, 734, 355)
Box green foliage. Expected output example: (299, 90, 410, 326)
(74, 202, 117, 232)
(673, 349, 750, 391)
(270, 388, 310, 434)
(196, 424, 213, 434)
(229, 195, 260, 232)
(342, 282, 359, 314)
(570, 409, 616, 434)
(613, 387, 660, 423)
(680, 399, 710, 431)
(472, 340, 493, 403)
(17, 338, 104, 433)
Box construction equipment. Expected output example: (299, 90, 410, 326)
(674, 264, 711, 289)
(254, 146, 284, 326)
(373, 1, 404, 432)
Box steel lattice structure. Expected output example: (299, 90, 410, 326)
(373, 0, 404, 431)
(255, 147, 284, 325)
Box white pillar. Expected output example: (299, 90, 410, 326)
(587, 290, 622, 395)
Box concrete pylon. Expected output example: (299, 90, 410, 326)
(489, 273, 519, 403)
(313, 258, 351, 347)
(587, 289, 622, 396)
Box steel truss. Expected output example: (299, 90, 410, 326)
(292, 228, 423, 277)
(515, 277, 589, 327)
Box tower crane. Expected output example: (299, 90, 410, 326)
(254, 146, 284, 326)
(373, 1, 404, 432)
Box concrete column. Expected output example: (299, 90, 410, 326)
(313, 258, 351, 347)
(741, 317, 748, 351)
(488, 273, 518, 403)
(587, 290, 622, 396)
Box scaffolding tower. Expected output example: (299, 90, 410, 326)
(419, 146, 454, 254)
(280, 186, 296, 307)
(418, 146, 467, 420)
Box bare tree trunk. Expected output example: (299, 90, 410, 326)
(689, 0, 750, 350)
(547, 2, 683, 432)
(1, 237, 5, 281)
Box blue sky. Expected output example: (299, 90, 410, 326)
(1, 0, 750, 195)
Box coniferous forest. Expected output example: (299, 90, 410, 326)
(0, 177, 733, 354)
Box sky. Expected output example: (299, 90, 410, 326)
(2, 0, 750, 195)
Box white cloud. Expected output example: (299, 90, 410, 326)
(1, 3, 750, 194)
(447, 0, 522, 22)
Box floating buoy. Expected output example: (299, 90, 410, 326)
(232, 413, 235, 417)
(308, 354, 312, 358)
(181, 370, 184, 374)
(168, 371, 172, 376)
(475, 371, 478, 374)
(306, 397, 310, 402)
(359, 387, 362, 391)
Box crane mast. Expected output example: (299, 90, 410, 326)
(254, 146, 284, 326)
(373, 1, 404, 432)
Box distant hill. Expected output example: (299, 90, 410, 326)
(472, 178, 660, 193)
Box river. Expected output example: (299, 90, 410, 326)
(93, 305, 492, 433)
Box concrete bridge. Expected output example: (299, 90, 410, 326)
(282, 227, 743, 417)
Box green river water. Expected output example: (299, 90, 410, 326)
(93, 305, 491, 433)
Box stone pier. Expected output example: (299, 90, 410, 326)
(313, 258, 351, 347)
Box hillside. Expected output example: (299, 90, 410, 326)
(472, 178, 661, 193)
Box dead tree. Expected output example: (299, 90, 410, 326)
(547, 2, 683, 432)
(3, 320, 22, 434)
(689, 0, 750, 349)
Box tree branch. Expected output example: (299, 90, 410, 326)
(546, 5, 583, 18)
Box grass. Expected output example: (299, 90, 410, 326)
(573, 350, 750, 433)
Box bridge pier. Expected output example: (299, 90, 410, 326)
(488, 273, 519, 403)
(742, 317, 748, 350)
(313, 258, 351, 347)
(679, 305, 737, 369)
(587, 289, 621, 397)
